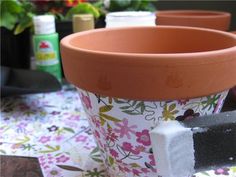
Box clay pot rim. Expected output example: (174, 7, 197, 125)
(61, 26, 236, 101)
(61, 25, 236, 59)
(156, 10, 231, 19)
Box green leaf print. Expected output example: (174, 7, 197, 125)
(90, 146, 103, 163)
(115, 99, 146, 115)
(201, 94, 221, 111)
(99, 105, 113, 112)
(57, 165, 84, 171)
(63, 127, 75, 133)
(85, 168, 105, 177)
(162, 103, 179, 121)
(16, 136, 30, 144)
(108, 156, 114, 165)
(99, 105, 121, 125)
(39, 145, 60, 153)
(0, 149, 6, 154)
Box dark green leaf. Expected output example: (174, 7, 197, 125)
(91, 157, 103, 163)
(63, 127, 75, 133)
(123, 110, 140, 115)
(57, 165, 84, 171)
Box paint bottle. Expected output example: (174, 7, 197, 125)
(33, 15, 62, 81)
(72, 14, 94, 33)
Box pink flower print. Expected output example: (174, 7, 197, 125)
(94, 130, 100, 139)
(136, 129, 151, 146)
(214, 168, 230, 175)
(177, 99, 189, 105)
(54, 135, 64, 142)
(149, 154, 155, 166)
(39, 136, 51, 143)
(56, 155, 69, 163)
(122, 142, 133, 152)
(11, 143, 23, 149)
(110, 149, 119, 158)
(106, 128, 118, 142)
(81, 93, 92, 110)
(75, 135, 88, 142)
(141, 168, 150, 174)
(132, 169, 141, 176)
(91, 115, 100, 128)
(68, 114, 80, 121)
(123, 166, 131, 172)
(114, 118, 137, 139)
(132, 145, 145, 155)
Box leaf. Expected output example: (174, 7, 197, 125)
(39, 145, 60, 153)
(114, 98, 127, 104)
(130, 163, 140, 168)
(63, 127, 75, 133)
(120, 105, 131, 109)
(90, 146, 100, 155)
(57, 165, 84, 171)
(100, 117, 106, 126)
(91, 157, 103, 163)
(99, 105, 113, 113)
(169, 103, 176, 111)
(16, 136, 30, 144)
(0, 149, 6, 154)
(100, 113, 121, 123)
(122, 110, 140, 115)
(0, 0, 23, 30)
(108, 156, 114, 165)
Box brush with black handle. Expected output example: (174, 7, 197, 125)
(150, 111, 236, 177)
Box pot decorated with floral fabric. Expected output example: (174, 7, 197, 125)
(61, 26, 236, 177)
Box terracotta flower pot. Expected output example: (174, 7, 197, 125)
(61, 26, 236, 176)
(156, 10, 231, 31)
(230, 31, 236, 101)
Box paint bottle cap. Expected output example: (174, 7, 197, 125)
(73, 14, 94, 33)
(33, 15, 56, 35)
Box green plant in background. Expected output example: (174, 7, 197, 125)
(0, 0, 35, 35)
(103, 0, 157, 12)
(0, 0, 100, 35)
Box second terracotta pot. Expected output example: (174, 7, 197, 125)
(156, 10, 231, 31)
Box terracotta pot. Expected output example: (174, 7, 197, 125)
(156, 10, 231, 31)
(230, 31, 236, 101)
(61, 26, 236, 176)
(61, 26, 236, 101)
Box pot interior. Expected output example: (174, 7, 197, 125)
(70, 27, 236, 54)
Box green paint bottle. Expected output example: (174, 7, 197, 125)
(33, 15, 62, 81)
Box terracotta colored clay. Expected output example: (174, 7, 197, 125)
(61, 26, 236, 101)
(156, 10, 231, 31)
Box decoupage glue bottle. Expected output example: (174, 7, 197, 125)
(33, 15, 62, 81)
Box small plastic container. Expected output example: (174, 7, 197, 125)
(105, 11, 156, 28)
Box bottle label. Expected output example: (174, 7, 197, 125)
(36, 40, 59, 65)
